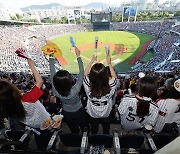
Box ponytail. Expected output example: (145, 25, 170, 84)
(136, 100, 150, 118)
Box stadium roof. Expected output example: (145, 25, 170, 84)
(0, 19, 41, 25)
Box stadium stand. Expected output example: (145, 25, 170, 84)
(0, 20, 180, 153)
(0, 21, 179, 73)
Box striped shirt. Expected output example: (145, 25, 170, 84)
(154, 99, 180, 133)
(118, 95, 159, 131)
(83, 76, 117, 118)
(21, 86, 50, 128)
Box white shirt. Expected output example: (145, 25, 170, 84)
(118, 95, 159, 131)
(23, 100, 50, 128)
(154, 99, 180, 133)
(21, 86, 50, 128)
(83, 76, 117, 118)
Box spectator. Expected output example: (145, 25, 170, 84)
(41, 88, 61, 115)
(51, 47, 89, 134)
(118, 76, 159, 132)
(154, 78, 180, 133)
(0, 51, 54, 129)
(83, 54, 117, 134)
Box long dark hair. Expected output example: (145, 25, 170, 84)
(136, 76, 157, 118)
(53, 70, 72, 96)
(0, 81, 26, 121)
(137, 76, 157, 98)
(136, 100, 150, 118)
(89, 63, 110, 98)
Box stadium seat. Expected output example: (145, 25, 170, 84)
(151, 134, 177, 150)
(60, 133, 82, 147)
(54, 133, 86, 154)
(145, 133, 178, 153)
(88, 134, 113, 148)
(5, 130, 31, 149)
(119, 134, 144, 149)
(34, 129, 54, 150)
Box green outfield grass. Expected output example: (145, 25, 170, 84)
(52, 31, 154, 73)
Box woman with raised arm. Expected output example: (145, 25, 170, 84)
(83, 53, 117, 134)
(0, 48, 51, 129)
(0, 49, 55, 150)
(51, 47, 89, 134)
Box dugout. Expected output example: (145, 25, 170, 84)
(91, 12, 112, 31)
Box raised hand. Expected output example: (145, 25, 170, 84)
(75, 47, 80, 57)
(91, 55, 97, 63)
(106, 55, 111, 65)
(15, 48, 30, 59)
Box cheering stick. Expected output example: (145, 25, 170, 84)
(70, 36, 76, 47)
(105, 45, 110, 56)
(94, 36, 98, 57)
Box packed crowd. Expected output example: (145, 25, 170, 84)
(112, 20, 174, 36)
(132, 32, 180, 72)
(0, 41, 180, 151)
(0, 21, 179, 74)
(0, 24, 88, 73)
(172, 24, 180, 33)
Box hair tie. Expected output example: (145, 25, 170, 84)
(143, 97, 152, 101)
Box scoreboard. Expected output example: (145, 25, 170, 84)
(91, 12, 112, 31)
(91, 12, 112, 23)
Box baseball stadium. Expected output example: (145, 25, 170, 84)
(52, 31, 154, 73)
(0, 1, 180, 154)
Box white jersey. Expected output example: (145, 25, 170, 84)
(154, 99, 180, 133)
(21, 86, 50, 128)
(83, 76, 117, 118)
(118, 95, 159, 131)
(23, 100, 50, 128)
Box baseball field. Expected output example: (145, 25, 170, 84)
(52, 31, 154, 73)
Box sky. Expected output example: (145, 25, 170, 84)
(0, 0, 171, 9)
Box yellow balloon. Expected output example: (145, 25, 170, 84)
(42, 42, 62, 58)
